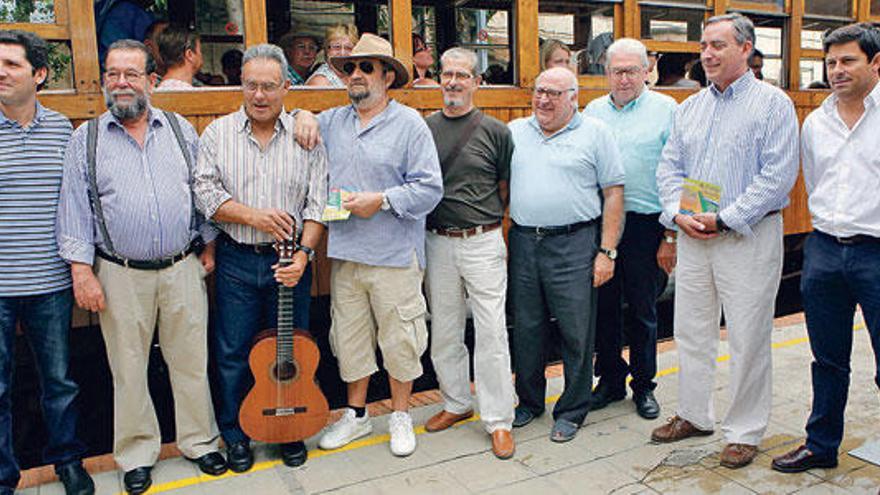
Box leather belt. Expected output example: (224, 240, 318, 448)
(429, 222, 502, 239)
(97, 244, 196, 271)
(818, 230, 880, 245)
(512, 218, 598, 237)
(220, 232, 277, 255)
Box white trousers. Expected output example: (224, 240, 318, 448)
(425, 229, 515, 432)
(674, 214, 783, 445)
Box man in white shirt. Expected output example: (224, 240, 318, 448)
(772, 23, 880, 474)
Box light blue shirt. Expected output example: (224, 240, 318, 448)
(509, 112, 625, 227)
(583, 89, 676, 214)
(656, 71, 799, 236)
(317, 100, 443, 268)
(57, 108, 215, 265)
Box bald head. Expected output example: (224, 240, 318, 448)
(532, 67, 579, 135)
(537, 67, 578, 92)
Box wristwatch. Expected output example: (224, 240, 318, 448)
(296, 245, 315, 261)
(598, 247, 618, 260)
(380, 193, 391, 211)
(664, 231, 677, 244)
(716, 215, 731, 233)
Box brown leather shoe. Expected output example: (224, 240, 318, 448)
(650, 416, 714, 443)
(425, 410, 474, 432)
(491, 429, 515, 459)
(720, 443, 758, 469)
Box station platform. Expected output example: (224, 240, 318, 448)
(19, 312, 880, 494)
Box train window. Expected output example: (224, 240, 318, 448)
(410, 1, 514, 86)
(799, 58, 827, 89)
(801, 18, 847, 50)
(266, 0, 389, 87)
(539, 0, 616, 75)
(46, 41, 74, 90)
(803, 0, 852, 18)
(640, 5, 706, 43)
(744, 14, 784, 86)
(873, 0, 880, 17)
(728, 0, 784, 13)
(653, 52, 701, 88)
(0, 0, 55, 23)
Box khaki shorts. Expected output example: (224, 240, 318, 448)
(329, 256, 428, 383)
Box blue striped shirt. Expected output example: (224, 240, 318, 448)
(57, 107, 214, 265)
(0, 103, 72, 297)
(317, 101, 443, 268)
(656, 71, 799, 236)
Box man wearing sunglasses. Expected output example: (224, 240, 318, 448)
(422, 48, 516, 459)
(507, 67, 625, 443)
(311, 33, 442, 457)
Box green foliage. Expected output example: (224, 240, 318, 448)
(0, 0, 54, 23)
(47, 42, 70, 84)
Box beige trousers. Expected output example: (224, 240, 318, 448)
(96, 254, 219, 470)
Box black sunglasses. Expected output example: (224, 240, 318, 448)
(342, 60, 377, 75)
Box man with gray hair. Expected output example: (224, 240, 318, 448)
(508, 67, 625, 442)
(652, 13, 799, 469)
(58, 40, 226, 494)
(194, 43, 328, 472)
(422, 47, 516, 459)
(583, 38, 677, 420)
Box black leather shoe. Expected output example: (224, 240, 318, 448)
(512, 407, 543, 428)
(227, 442, 254, 473)
(56, 462, 95, 495)
(633, 390, 660, 419)
(186, 451, 228, 476)
(589, 381, 626, 411)
(772, 445, 838, 473)
(123, 467, 152, 495)
(280, 441, 308, 467)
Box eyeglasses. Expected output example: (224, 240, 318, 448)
(105, 70, 146, 83)
(342, 60, 379, 76)
(533, 87, 575, 100)
(440, 70, 474, 82)
(243, 80, 283, 93)
(609, 66, 644, 79)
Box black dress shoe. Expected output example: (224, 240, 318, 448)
(123, 466, 152, 495)
(56, 462, 95, 495)
(186, 451, 228, 476)
(589, 381, 626, 411)
(772, 445, 838, 473)
(227, 442, 254, 473)
(280, 441, 308, 467)
(633, 390, 660, 419)
(512, 407, 543, 428)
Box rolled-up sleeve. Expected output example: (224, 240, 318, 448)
(383, 122, 443, 221)
(718, 95, 799, 236)
(193, 122, 232, 219)
(656, 109, 687, 230)
(56, 127, 97, 265)
(303, 143, 328, 225)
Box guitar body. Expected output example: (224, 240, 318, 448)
(239, 328, 330, 444)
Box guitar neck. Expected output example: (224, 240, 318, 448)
(276, 281, 295, 364)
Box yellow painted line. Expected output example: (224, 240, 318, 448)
(119, 321, 866, 494)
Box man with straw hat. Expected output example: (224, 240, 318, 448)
(305, 33, 443, 457)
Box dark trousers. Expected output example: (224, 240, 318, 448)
(213, 237, 312, 445)
(510, 223, 598, 425)
(0, 289, 86, 489)
(801, 231, 880, 457)
(595, 212, 666, 394)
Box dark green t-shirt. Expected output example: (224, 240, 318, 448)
(425, 109, 513, 229)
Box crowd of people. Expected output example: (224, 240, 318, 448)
(0, 11, 878, 495)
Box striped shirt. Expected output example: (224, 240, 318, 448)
(656, 71, 800, 236)
(194, 108, 328, 244)
(0, 103, 72, 297)
(57, 107, 214, 265)
(317, 101, 443, 268)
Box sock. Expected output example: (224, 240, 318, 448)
(349, 405, 366, 418)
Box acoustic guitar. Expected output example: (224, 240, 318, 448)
(239, 238, 330, 443)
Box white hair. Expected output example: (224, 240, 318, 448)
(440, 47, 479, 76)
(604, 38, 649, 69)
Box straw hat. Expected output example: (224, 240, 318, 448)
(329, 33, 409, 89)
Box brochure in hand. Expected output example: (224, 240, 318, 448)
(322, 188, 354, 221)
(680, 178, 721, 215)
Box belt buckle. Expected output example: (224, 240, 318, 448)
(534, 226, 546, 237)
(836, 236, 855, 245)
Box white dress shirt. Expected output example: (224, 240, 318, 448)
(802, 81, 880, 238)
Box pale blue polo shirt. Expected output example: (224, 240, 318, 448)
(509, 112, 625, 227)
(583, 89, 677, 214)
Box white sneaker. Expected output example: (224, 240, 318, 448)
(319, 408, 372, 450)
(388, 411, 416, 457)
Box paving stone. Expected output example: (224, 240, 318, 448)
(91, 468, 123, 494)
(346, 439, 450, 480)
(441, 450, 534, 492)
(827, 464, 880, 494)
(642, 464, 754, 494)
(710, 453, 824, 494)
(514, 433, 596, 475)
(368, 462, 468, 495)
(293, 451, 370, 493)
(544, 459, 640, 495)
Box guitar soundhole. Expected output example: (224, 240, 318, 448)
(273, 361, 297, 382)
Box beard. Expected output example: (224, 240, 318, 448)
(348, 85, 370, 105)
(104, 88, 149, 121)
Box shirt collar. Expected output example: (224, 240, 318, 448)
(606, 87, 648, 112)
(821, 80, 880, 116)
(709, 70, 754, 99)
(0, 100, 48, 127)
